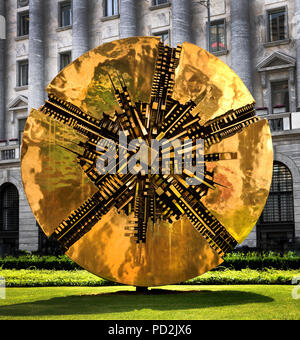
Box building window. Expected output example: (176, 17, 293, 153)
(152, 0, 169, 6)
(154, 31, 169, 45)
(17, 11, 29, 37)
(257, 162, 294, 251)
(268, 8, 287, 42)
(209, 20, 226, 53)
(18, 118, 27, 144)
(271, 80, 289, 113)
(104, 0, 119, 17)
(59, 51, 72, 71)
(17, 60, 29, 87)
(0, 184, 19, 232)
(0, 184, 19, 257)
(59, 1, 72, 27)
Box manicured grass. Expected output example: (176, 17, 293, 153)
(1, 268, 300, 286)
(0, 285, 299, 320)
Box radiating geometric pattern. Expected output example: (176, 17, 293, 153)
(21, 37, 273, 286)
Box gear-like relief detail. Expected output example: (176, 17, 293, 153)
(21, 38, 273, 287)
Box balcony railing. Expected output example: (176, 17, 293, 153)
(267, 112, 291, 132)
(256, 109, 297, 133)
(0, 140, 20, 162)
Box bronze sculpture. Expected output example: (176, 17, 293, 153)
(21, 37, 273, 286)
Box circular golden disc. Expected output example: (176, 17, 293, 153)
(21, 37, 273, 287)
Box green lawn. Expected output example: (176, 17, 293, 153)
(0, 285, 299, 320)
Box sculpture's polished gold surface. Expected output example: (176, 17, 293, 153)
(172, 42, 255, 124)
(21, 37, 273, 287)
(67, 212, 223, 287)
(47, 37, 161, 119)
(203, 119, 273, 243)
(21, 108, 97, 237)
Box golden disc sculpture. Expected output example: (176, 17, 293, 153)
(21, 37, 273, 287)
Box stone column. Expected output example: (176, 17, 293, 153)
(72, 0, 89, 60)
(295, 0, 300, 110)
(230, 0, 253, 93)
(28, 0, 45, 111)
(120, 0, 137, 38)
(172, 0, 192, 47)
(0, 1, 5, 139)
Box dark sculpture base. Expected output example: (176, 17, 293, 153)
(136, 286, 148, 294)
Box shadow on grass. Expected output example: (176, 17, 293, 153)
(0, 288, 274, 317)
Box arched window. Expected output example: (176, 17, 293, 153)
(257, 162, 295, 251)
(0, 183, 19, 256)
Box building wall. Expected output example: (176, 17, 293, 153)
(0, 0, 300, 253)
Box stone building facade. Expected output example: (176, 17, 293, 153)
(0, 0, 300, 255)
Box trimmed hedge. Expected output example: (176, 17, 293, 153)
(0, 255, 79, 270)
(0, 251, 299, 271)
(185, 268, 300, 285)
(222, 251, 300, 270)
(1, 268, 299, 287)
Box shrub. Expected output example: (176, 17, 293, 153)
(1, 268, 299, 287)
(0, 255, 80, 270)
(220, 251, 300, 270)
(0, 251, 299, 271)
(185, 268, 300, 285)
